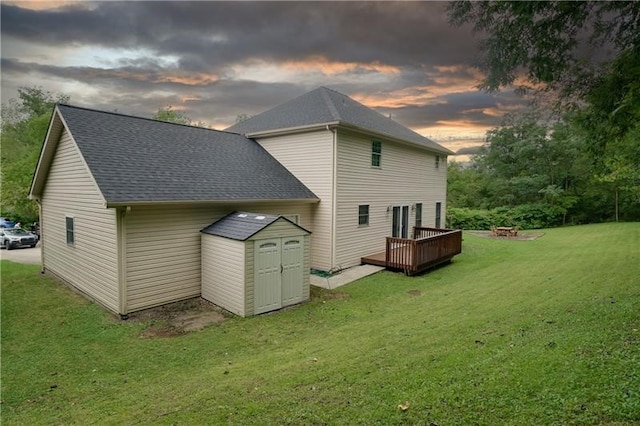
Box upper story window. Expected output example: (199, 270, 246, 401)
(358, 205, 370, 226)
(435, 154, 441, 169)
(371, 141, 382, 167)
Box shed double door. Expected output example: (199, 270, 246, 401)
(254, 238, 304, 314)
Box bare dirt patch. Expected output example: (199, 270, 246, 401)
(127, 298, 228, 338)
(467, 231, 545, 241)
(311, 286, 351, 301)
(407, 289, 422, 297)
(321, 291, 351, 300)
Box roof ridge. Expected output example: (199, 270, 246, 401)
(319, 87, 342, 121)
(56, 103, 243, 136)
(320, 91, 446, 147)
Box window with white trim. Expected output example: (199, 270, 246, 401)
(358, 205, 369, 226)
(371, 141, 382, 167)
(415, 203, 423, 228)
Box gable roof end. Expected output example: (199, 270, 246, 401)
(30, 105, 74, 200)
(226, 87, 453, 155)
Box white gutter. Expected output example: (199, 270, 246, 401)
(106, 197, 320, 209)
(118, 206, 130, 318)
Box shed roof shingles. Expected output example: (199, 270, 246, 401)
(201, 211, 311, 241)
(57, 105, 318, 204)
(226, 87, 453, 155)
(201, 212, 280, 241)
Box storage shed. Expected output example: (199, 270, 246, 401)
(201, 212, 311, 317)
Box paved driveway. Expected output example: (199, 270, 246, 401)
(0, 244, 41, 265)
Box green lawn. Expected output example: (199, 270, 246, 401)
(2, 223, 639, 425)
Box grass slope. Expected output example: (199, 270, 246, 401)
(2, 223, 639, 424)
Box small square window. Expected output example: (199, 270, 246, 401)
(66, 216, 75, 245)
(372, 141, 381, 167)
(358, 205, 369, 226)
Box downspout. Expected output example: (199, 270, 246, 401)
(327, 125, 338, 270)
(35, 199, 44, 274)
(118, 206, 131, 319)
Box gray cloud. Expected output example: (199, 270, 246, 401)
(1, 1, 522, 136)
(2, 2, 479, 70)
(380, 90, 524, 131)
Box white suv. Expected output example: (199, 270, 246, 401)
(1, 228, 38, 250)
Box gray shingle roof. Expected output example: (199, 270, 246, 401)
(226, 87, 453, 155)
(201, 211, 310, 241)
(56, 104, 318, 204)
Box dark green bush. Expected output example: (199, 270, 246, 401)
(447, 204, 566, 230)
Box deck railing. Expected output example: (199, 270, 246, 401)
(385, 227, 462, 275)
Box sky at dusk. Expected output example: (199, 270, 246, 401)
(1, 1, 531, 156)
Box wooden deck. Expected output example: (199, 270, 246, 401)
(361, 227, 462, 275)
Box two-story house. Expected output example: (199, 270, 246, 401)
(227, 87, 452, 272)
(29, 87, 453, 317)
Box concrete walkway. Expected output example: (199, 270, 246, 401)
(310, 264, 385, 290)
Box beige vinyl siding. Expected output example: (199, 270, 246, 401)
(40, 129, 119, 313)
(244, 203, 313, 232)
(125, 205, 226, 312)
(296, 236, 311, 309)
(256, 130, 333, 270)
(201, 235, 246, 316)
(334, 129, 447, 268)
(124, 202, 312, 313)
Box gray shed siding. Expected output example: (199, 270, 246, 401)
(40, 128, 120, 313)
(201, 234, 246, 316)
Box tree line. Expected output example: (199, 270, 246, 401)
(446, 1, 639, 229)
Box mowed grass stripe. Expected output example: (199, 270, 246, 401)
(1, 223, 638, 424)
